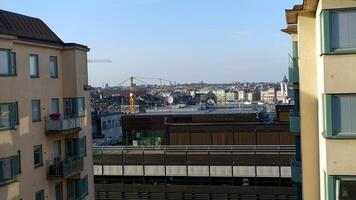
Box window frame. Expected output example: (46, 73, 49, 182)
(323, 94, 356, 138)
(29, 54, 39, 78)
(63, 97, 85, 118)
(0, 151, 21, 186)
(33, 145, 43, 168)
(51, 98, 60, 114)
(321, 8, 356, 54)
(0, 102, 19, 131)
(32, 100, 41, 122)
(0, 49, 16, 76)
(326, 176, 356, 200)
(35, 189, 44, 200)
(50, 56, 58, 78)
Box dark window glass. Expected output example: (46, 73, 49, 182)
(50, 56, 58, 78)
(30, 54, 39, 78)
(33, 145, 43, 168)
(32, 100, 41, 122)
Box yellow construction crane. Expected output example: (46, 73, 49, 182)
(129, 77, 135, 113)
(117, 76, 177, 114)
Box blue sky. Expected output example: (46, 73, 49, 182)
(2, 0, 300, 86)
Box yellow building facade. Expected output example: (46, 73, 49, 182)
(284, 0, 356, 199)
(0, 10, 94, 200)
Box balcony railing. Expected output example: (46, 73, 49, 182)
(47, 156, 84, 179)
(45, 116, 81, 135)
(289, 114, 300, 133)
(291, 158, 301, 183)
(288, 67, 299, 84)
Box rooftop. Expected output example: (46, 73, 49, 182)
(0, 9, 88, 49)
(134, 105, 265, 116)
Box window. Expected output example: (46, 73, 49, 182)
(0, 50, 16, 76)
(65, 137, 86, 159)
(0, 152, 21, 186)
(35, 190, 44, 200)
(324, 94, 356, 137)
(33, 145, 43, 168)
(102, 121, 107, 130)
(29, 54, 39, 78)
(327, 176, 356, 200)
(107, 120, 111, 129)
(55, 182, 63, 200)
(0, 102, 18, 130)
(322, 9, 356, 53)
(63, 98, 85, 118)
(32, 100, 41, 122)
(51, 98, 59, 113)
(50, 56, 58, 78)
(67, 176, 88, 200)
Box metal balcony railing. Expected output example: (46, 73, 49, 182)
(45, 116, 81, 135)
(47, 156, 84, 179)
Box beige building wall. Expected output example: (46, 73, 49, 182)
(0, 36, 94, 200)
(287, 0, 356, 199)
(297, 12, 320, 200)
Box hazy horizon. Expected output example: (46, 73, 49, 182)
(2, 0, 301, 87)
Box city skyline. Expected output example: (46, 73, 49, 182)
(2, 0, 301, 86)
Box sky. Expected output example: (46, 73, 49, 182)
(2, 0, 300, 87)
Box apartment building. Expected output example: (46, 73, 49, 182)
(283, 0, 356, 199)
(225, 91, 238, 102)
(260, 88, 277, 104)
(0, 9, 94, 200)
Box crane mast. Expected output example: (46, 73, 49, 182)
(129, 76, 135, 113)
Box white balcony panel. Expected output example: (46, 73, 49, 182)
(93, 165, 102, 175)
(103, 165, 122, 176)
(233, 166, 256, 177)
(256, 166, 280, 177)
(280, 166, 291, 178)
(144, 165, 165, 176)
(166, 166, 187, 176)
(123, 165, 144, 176)
(188, 166, 209, 177)
(210, 166, 232, 177)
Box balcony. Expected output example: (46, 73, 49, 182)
(45, 116, 81, 135)
(289, 114, 300, 133)
(47, 156, 84, 179)
(291, 158, 301, 183)
(288, 67, 299, 83)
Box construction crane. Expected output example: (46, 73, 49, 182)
(117, 76, 177, 113)
(87, 59, 112, 63)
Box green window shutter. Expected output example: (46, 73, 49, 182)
(322, 10, 331, 54)
(324, 94, 333, 136)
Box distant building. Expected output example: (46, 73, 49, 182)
(247, 91, 260, 102)
(212, 89, 226, 103)
(93, 105, 296, 199)
(260, 88, 277, 104)
(238, 90, 247, 101)
(225, 91, 238, 102)
(277, 76, 290, 103)
(92, 112, 123, 145)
